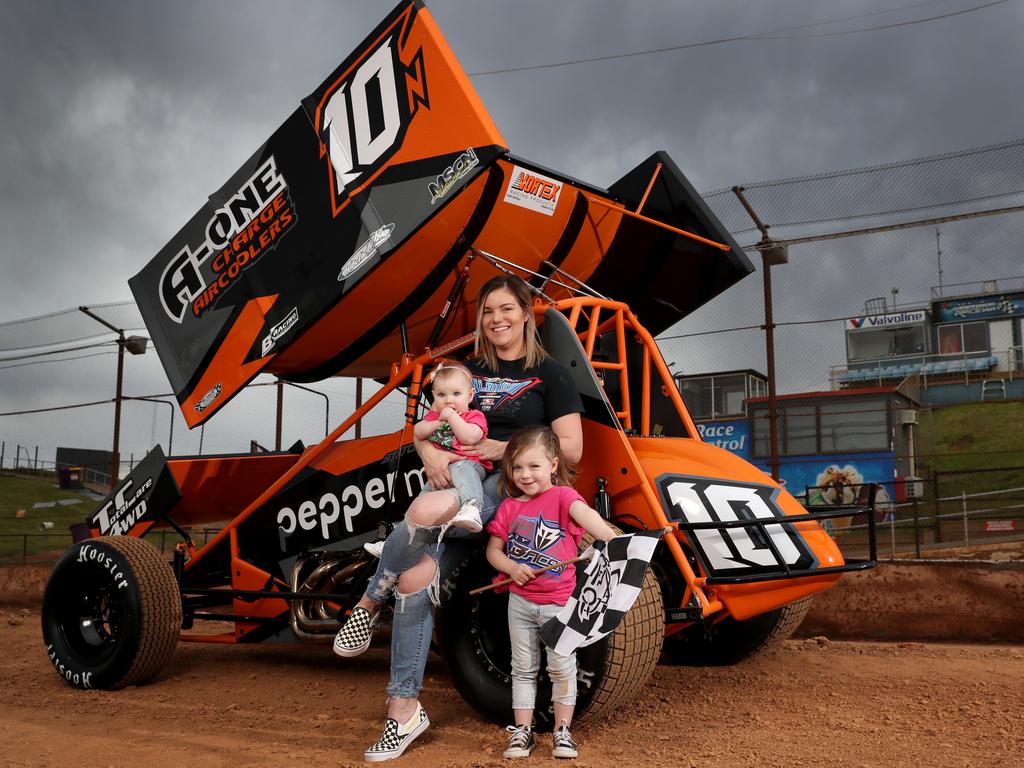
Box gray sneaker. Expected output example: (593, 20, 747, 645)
(503, 724, 535, 758)
(552, 722, 578, 759)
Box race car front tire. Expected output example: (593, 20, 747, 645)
(41, 536, 181, 689)
(661, 596, 814, 666)
(435, 535, 663, 729)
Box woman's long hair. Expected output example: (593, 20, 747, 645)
(499, 425, 575, 497)
(474, 275, 548, 371)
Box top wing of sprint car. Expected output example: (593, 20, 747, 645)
(129, 0, 754, 428)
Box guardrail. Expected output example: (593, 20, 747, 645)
(827, 485, 1024, 558)
(0, 527, 223, 566)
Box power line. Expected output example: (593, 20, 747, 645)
(467, 0, 1007, 77)
(0, 350, 118, 372)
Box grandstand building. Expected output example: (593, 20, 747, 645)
(833, 278, 1024, 404)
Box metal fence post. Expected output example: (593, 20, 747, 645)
(912, 496, 921, 559)
(962, 490, 969, 547)
(932, 475, 942, 543)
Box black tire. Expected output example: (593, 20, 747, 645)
(661, 596, 813, 666)
(41, 536, 181, 689)
(435, 533, 663, 729)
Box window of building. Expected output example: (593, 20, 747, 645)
(783, 406, 817, 454)
(752, 398, 892, 456)
(847, 325, 927, 362)
(938, 322, 988, 355)
(713, 374, 747, 418)
(820, 400, 889, 452)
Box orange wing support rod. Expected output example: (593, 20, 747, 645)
(587, 195, 732, 252)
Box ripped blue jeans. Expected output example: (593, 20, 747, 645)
(366, 471, 501, 699)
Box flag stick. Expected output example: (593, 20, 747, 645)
(469, 554, 593, 595)
(468, 526, 675, 596)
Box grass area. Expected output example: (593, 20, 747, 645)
(920, 400, 1024, 497)
(0, 474, 97, 562)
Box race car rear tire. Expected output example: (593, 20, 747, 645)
(661, 596, 813, 666)
(435, 535, 663, 729)
(41, 536, 181, 689)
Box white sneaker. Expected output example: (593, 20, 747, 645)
(552, 722, 578, 759)
(363, 540, 385, 558)
(364, 702, 430, 761)
(449, 500, 482, 533)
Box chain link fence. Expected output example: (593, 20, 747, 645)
(3, 138, 1023, 559)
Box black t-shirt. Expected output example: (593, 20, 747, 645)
(464, 356, 583, 442)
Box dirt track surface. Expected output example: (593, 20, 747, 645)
(2, 605, 1022, 768)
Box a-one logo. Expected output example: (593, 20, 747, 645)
(158, 157, 292, 323)
(261, 307, 300, 356)
(503, 165, 562, 216)
(194, 382, 223, 413)
(656, 474, 816, 576)
(428, 148, 479, 205)
(314, 21, 427, 217)
(338, 223, 395, 281)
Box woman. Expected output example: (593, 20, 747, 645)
(335, 275, 583, 762)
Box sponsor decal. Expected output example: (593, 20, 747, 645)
(337, 223, 395, 281)
(261, 307, 300, 357)
(315, 28, 428, 216)
(76, 544, 129, 591)
(91, 476, 154, 536)
(696, 421, 749, 456)
(428, 332, 475, 360)
(656, 474, 816, 575)
(937, 296, 1020, 321)
(503, 165, 562, 216)
(158, 157, 297, 323)
(428, 148, 479, 204)
(847, 310, 926, 330)
(276, 468, 418, 548)
(194, 382, 222, 413)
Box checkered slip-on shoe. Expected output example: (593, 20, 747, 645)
(450, 500, 482, 533)
(364, 702, 430, 762)
(502, 724, 535, 758)
(552, 723, 578, 759)
(333, 607, 378, 658)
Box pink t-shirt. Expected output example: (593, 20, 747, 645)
(486, 485, 587, 606)
(422, 409, 492, 471)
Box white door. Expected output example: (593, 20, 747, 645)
(989, 319, 1013, 371)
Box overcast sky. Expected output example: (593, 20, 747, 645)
(1, 0, 1022, 468)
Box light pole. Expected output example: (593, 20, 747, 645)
(79, 306, 147, 488)
(732, 188, 788, 482)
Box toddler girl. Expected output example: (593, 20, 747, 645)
(485, 425, 616, 759)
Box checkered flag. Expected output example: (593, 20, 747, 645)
(539, 531, 661, 657)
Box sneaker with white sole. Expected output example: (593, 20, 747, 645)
(363, 540, 385, 558)
(364, 702, 430, 762)
(333, 607, 378, 657)
(552, 722, 578, 759)
(502, 724, 534, 758)
(449, 500, 482, 533)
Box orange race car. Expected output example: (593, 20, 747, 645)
(40, 0, 876, 725)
